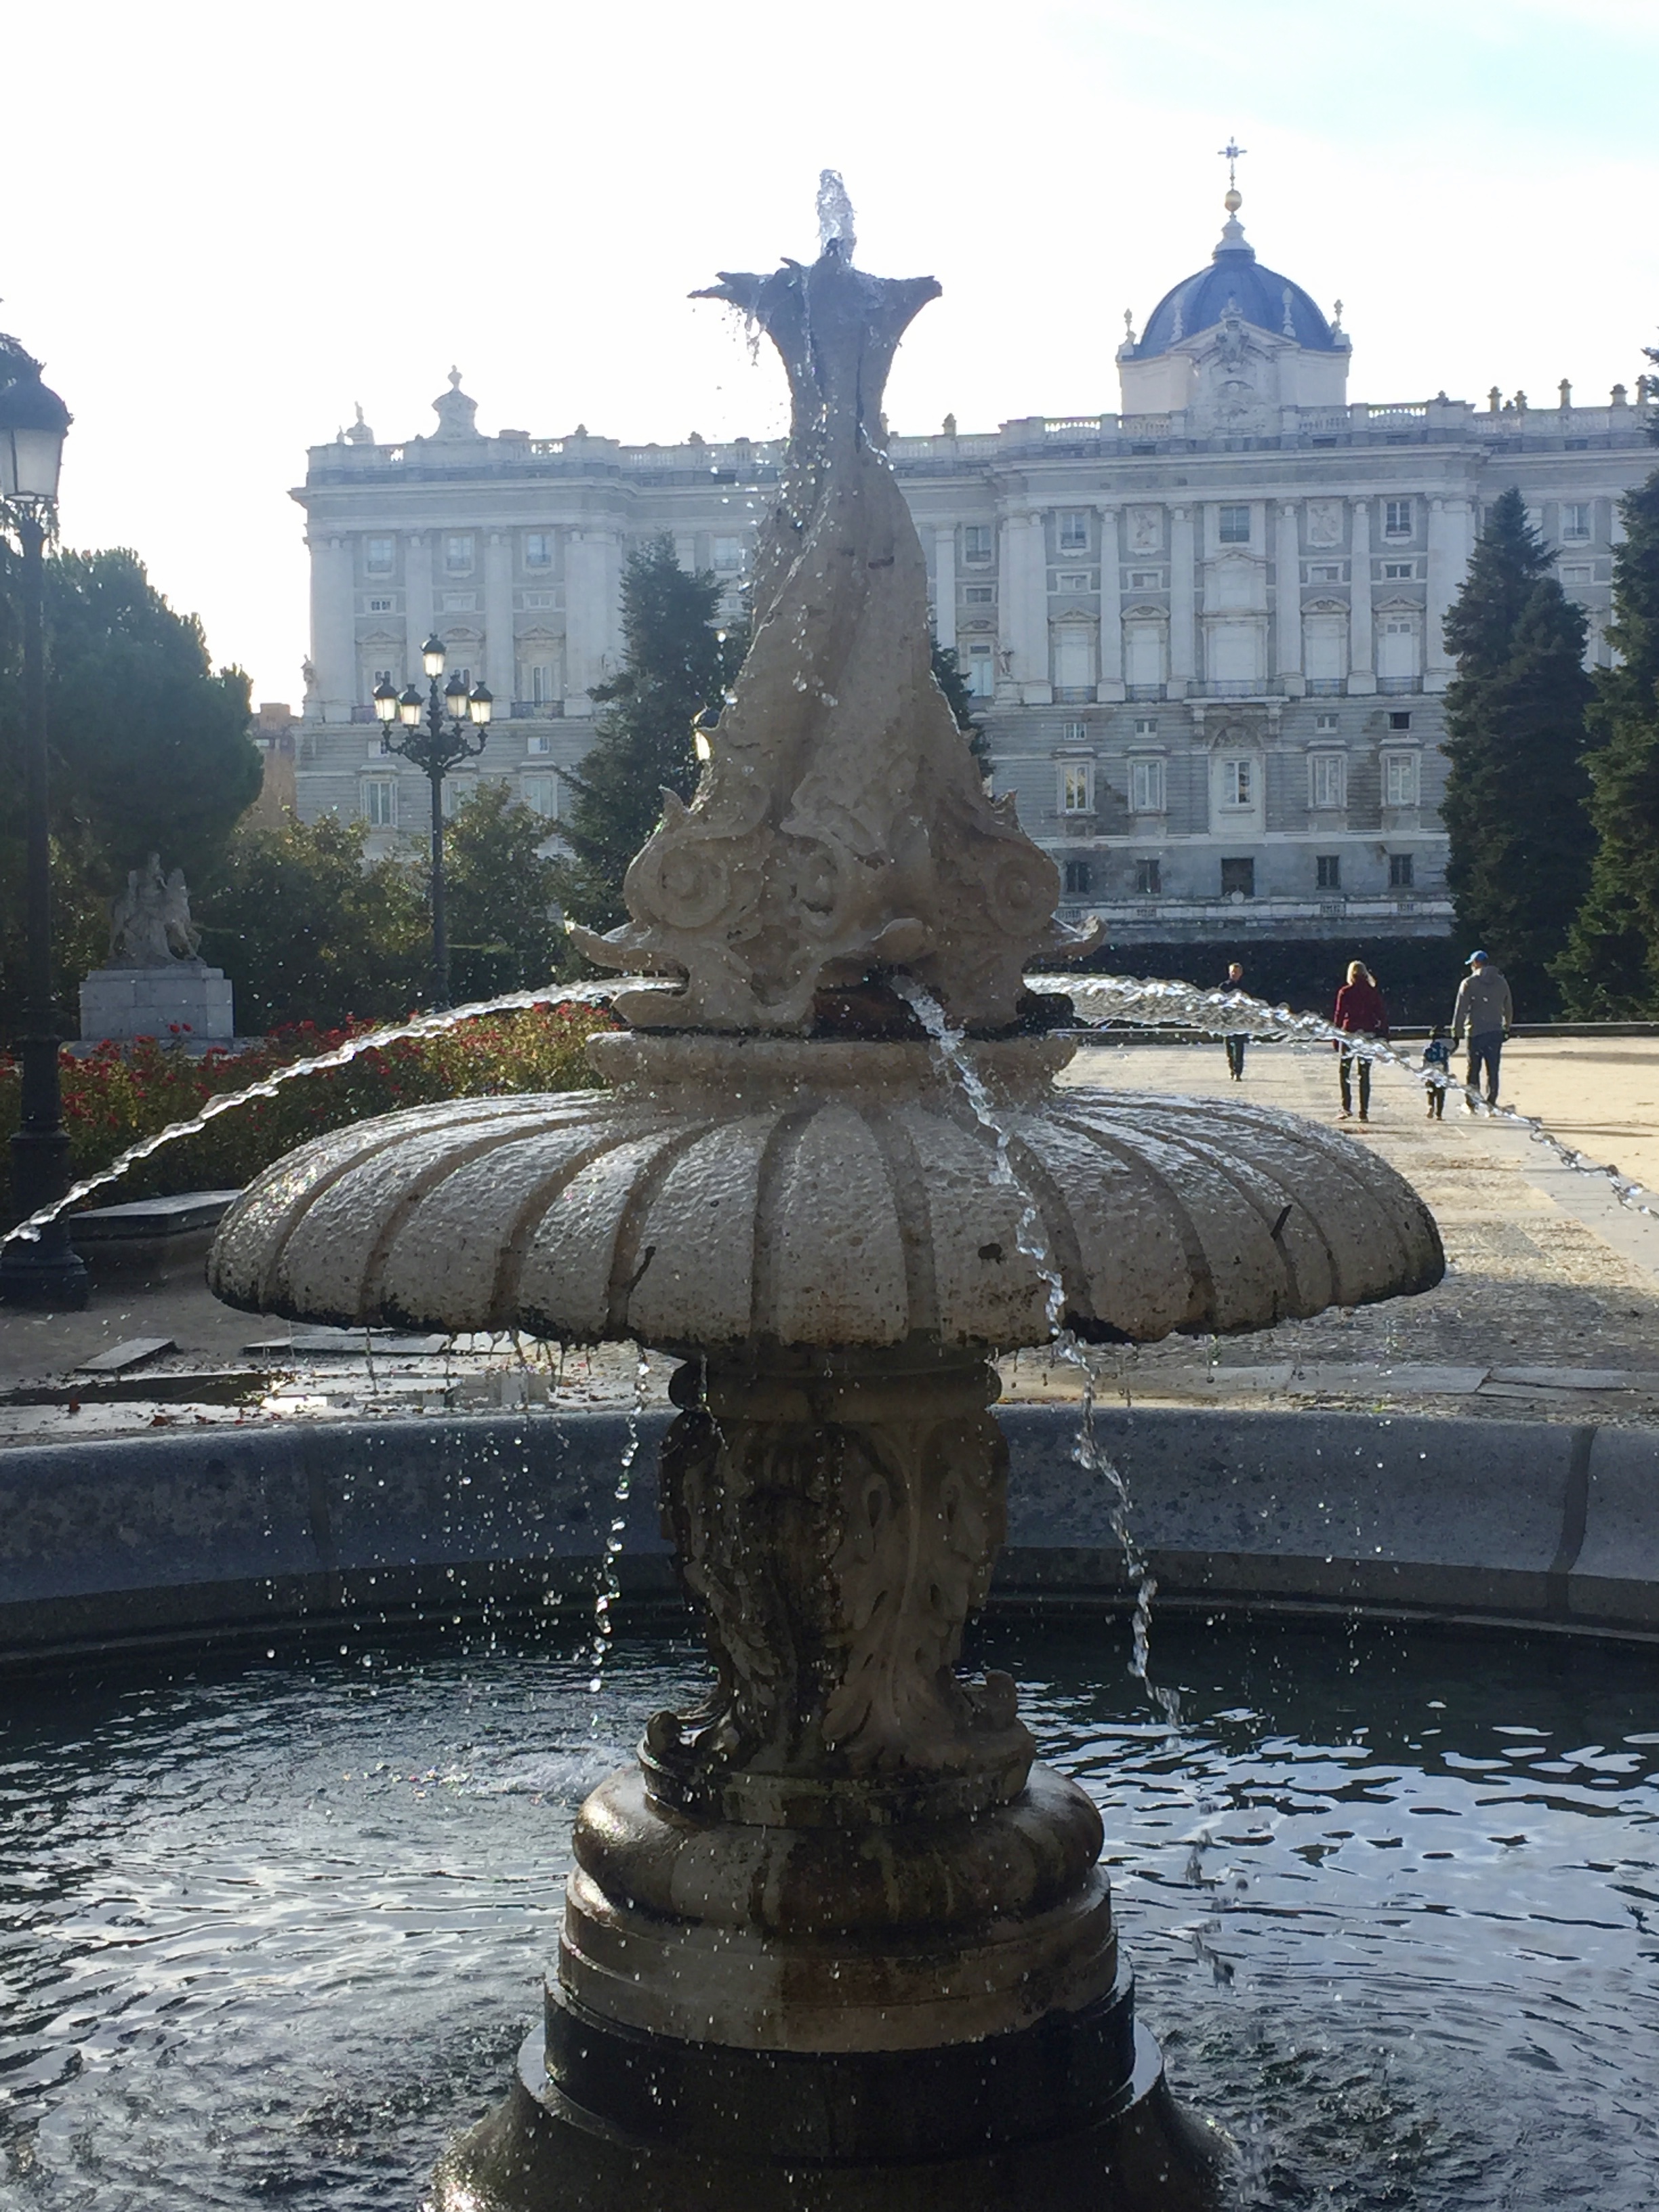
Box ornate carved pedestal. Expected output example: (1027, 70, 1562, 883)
(432, 1349, 1223, 2210)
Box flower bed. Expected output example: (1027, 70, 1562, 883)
(0, 1002, 615, 1218)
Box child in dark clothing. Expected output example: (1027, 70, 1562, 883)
(1422, 1025, 1452, 1118)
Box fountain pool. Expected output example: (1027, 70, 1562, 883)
(3, 1613, 1656, 2211)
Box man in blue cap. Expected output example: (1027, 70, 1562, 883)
(1450, 949, 1513, 1110)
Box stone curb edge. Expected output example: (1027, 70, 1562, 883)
(0, 1405, 1652, 1660)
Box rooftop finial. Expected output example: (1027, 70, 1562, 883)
(1218, 136, 1246, 214)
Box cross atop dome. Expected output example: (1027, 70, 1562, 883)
(1218, 136, 1247, 211)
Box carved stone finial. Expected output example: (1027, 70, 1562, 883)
(571, 225, 1097, 1033)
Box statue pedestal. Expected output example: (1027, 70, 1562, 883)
(79, 963, 235, 1045)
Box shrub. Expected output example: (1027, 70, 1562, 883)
(0, 1001, 615, 1221)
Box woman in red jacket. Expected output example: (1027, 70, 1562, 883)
(1332, 961, 1388, 1122)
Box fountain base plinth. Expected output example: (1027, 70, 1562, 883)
(432, 2011, 1225, 2211)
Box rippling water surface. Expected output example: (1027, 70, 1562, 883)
(1, 1615, 1656, 2209)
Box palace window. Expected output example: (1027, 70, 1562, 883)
(712, 535, 747, 573)
(964, 641, 996, 696)
(1315, 712, 1339, 733)
(1384, 752, 1420, 807)
(1135, 857, 1162, 896)
(1561, 563, 1594, 584)
(962, 525, 994, 563)
(1062, 858, 1092, 895)
(522, 773, 559, 819)
(1221, 857, 1255, 898)
(445, 534, 474, 573)
(1308, 563, 1343, 582)
(441, 591, 476, 613)
(1561, 502, 1592, 541)
(1061, 720, 1090, 744)
(367, 596, 394, 613)
(1389, 852, 1416, 888)
(1059, 510, 1090, 552)
(1057, 573, 1091, 592)
(365, 536, 396, 575)
(963, 583, 995, 603)
(1383, 499, 1413, 539)
(520, 661, 558, 706)
(1389, 710, 1412, 730)
(1219, 756, 1254, 808)
(1316, 855, 1342, 890)
(525, 531, 554, 567)
(362, 778, 396, 829)
(527, 732, 551, 755)
(1060, 762, 1094, 814)
(1128, 569, 1163, 588)
(1382, 561, 1414, 579)
(1309, 752, 1347, 810)
(1133, 715, 1158, 738)
(1129, 756, 1165, 813)
(1218, 504, 1251, 545)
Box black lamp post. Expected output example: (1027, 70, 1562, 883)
(0, 343, 87, 1310)
(373, 634, 491, 1008)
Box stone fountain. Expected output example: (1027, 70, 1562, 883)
(208, 190, 1442, 2210)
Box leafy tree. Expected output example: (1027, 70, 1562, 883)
(1439, 487, 1594, 1012)
(198, 812, 426, 1032)
(931, 638, 991, 773)
(0, 546, 260, 891)
(413, 781, 568, 1002)
(1555, 453, 1659, 1015)
(552, 536, 741, 931)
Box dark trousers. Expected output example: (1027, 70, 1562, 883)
(1225, 1035, 1247, 1078)
(1467, 1029, 1504, 1105)
(1338, 1048, 1371, 1118)
(1426, 1078, 1447, 1118)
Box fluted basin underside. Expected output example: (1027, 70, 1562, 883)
(207, 1032, 1443, 1351)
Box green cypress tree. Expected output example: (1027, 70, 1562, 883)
(1554, 453, 1659, 1016)
(552, 536, 739, 932)
(1439, 487, 1594, 1012)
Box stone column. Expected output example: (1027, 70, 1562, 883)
(483, 529, 515, 702)
(998, 512, 1048, 703)
(933, 525, 957, 653)
(308, 532, 356, 723)
(1097, 504, 1124, 698)
(1349, 499, 1376, 692)
(1275, 502, 1303, 691)
(565, 529, 619, 713)
(1168, 506, 1196, 695)
(405, 533, 434, 676)
(1425, 496, 1472, 693)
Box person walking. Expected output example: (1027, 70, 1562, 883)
(1332, 961, 1388, 1122)
(1422, 1025, 1452, 1119)
(1222, 960, 1248, 1080)
(1450, 949, 1514, 1110)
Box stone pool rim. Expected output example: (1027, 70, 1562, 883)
(1, 1404, 1654, 1666)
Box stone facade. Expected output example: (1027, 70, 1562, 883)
(289, 209, 1656, 947)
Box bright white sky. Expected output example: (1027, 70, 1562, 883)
(5, 0, 1656, 701)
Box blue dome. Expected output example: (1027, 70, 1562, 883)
(1133, 218, 1343, 359)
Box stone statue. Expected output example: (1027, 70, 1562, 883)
(108, 855, 201, 968)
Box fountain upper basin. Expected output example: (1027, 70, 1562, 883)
(207, 1030, 1443, 1351)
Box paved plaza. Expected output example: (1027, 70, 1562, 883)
(3, 1037, 1659, 1441)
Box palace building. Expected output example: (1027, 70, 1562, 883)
(289, 180, 1655, 947)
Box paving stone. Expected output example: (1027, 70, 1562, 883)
(75, 1338, 176, 1375)
(1487, 1366, 1633, 1390)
